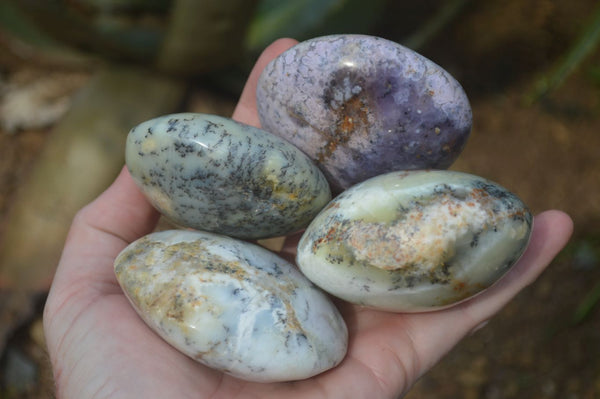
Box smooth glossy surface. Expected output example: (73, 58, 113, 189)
(257, 34, 472, 191)
(297, 170, 532, 312)
(114, 230, 348, 382)
(126, 113, 331, 239)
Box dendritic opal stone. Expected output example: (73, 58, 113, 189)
(114, 230, 348, 382)
(257, 35, 472, 191)
(296, 170, 532, 312)
(126, 113, 331, 239)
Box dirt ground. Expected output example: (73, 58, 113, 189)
(1, 0, 599, 398)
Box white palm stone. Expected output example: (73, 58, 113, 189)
(114, 230, 348, 382)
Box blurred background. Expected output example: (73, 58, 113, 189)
(0, 0, 598, 397)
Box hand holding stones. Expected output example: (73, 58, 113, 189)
(116, 35, 533, 382)
(42, 37, 572, 398)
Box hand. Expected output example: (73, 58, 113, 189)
(43, 39, 574, 399)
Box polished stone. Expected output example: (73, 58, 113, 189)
(257, 34, 472, 191)
(126, 113, 331, 239)
(114, 229, 348, 382)
(296, 170, 532, 312)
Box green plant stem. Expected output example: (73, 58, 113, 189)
(571, 281, 600, 325)
(402, 0, 472, 51)
(527, 3, 600, 103)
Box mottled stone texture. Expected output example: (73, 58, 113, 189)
(126, 113, 331, 239)
(114, 230, 348, 382)
(297, 170, 532, 312)
(257, 35, 472, 191)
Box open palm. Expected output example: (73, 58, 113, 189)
(43, 39, 573, 399)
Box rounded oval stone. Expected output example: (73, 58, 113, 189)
(296, 170, 532, 312)
(257, 34, 472, 191)
(114, 230, 348, 382)
(126, 113, 331, 239)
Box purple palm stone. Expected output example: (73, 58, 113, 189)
(257, 35, 472, 191)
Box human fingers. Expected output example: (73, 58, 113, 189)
(44, 166, 160, 382)
(232, 38, 298, 126)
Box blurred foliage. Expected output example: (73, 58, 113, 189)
(156, 0, 258, 75)
(72, 0, 171, 12)
(401, 0, 470, 51)
(527, 2, 600, 103)
(3, 0, 170, 62)
(571, 281, 600, 325)
(1, 0, 390, 68)
(2, 0, 600, 99)
(246, 0, 387, 52)
(0, 1, 61, 49)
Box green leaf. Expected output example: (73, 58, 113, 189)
(571, 281, 600, 325)
(247, 0, 343, 51)
(526, 2, 600, 103)
(401, 0, 471, 51)
(306, 0, 387, 38)
(246, 0, 387, 52)
(0, 1, 63, 48)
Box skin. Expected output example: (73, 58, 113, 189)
(43, 39, 574, 399)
